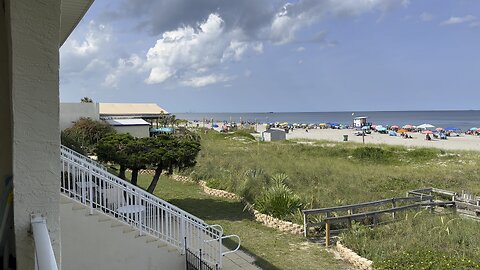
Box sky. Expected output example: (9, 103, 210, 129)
(60, 0, 480, 113)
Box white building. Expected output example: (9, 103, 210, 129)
(262, 128, 286, 142)
(0, 1, 240, 269)
(105, 118, 151, 138)
(353, 117, 368, 128)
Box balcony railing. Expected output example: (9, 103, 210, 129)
(60, 146, 239, 268)
(31, 214, 59, 270)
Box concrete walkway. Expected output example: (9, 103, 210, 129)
(223, 249, 261, 270)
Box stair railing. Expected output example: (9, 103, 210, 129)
(60, 146, 235, 268)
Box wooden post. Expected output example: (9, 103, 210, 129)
(325, 222, 330, 247)
(391, 198, 396, 219)
(303, 213, 307, 237)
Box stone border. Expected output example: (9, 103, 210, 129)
(335, 242, 373, 270)
(171, 174, 304, 235)
(126, 169, 155, 175)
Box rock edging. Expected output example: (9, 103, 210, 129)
(171, 174, 304, 235)
(335, 242, 373, 270)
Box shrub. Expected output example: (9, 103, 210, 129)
(61, 131, 85, 155)
(206, 178, 228, 190)
(352, 147, 392, 163)
(255, 174, 303, 219)
(407, 148, 439, 161)
(239, 169, 268, 202)
(375, 249, 480, 270)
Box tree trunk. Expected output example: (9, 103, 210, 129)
(147, 166, 162, 193)
(131, 169, 139, 186)
(167, 164, 173, 175)
(119, 164, 126, 180)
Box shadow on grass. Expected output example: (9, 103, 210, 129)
(223, 237, 281, 270)
(168, 198, 253, 221)
(169, 198, 280, 269)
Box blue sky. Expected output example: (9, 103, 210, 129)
(60, 0, 480, 113)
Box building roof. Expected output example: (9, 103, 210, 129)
(99, 103, 169, 117)
(105, 118, 150, 126)
(60, 0, 94, 46)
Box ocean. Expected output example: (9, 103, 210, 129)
(175, 111, 480, 131)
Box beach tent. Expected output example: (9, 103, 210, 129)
(362, 126, 370, 130)
(417, 124, 435, 129)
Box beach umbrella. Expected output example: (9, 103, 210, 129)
(391, 125, 399, 129)
(470, 127, 478, 131)
(377, 127, 387, 132)
(435, 127, 444, 131)
(362, 126, 370, 130)
(422, 130, 433, 134)
(398, 129, 408, 133)
(445, 127, 460, 131)
(402, 124, 413, 129)
(417, 124, 435, 129)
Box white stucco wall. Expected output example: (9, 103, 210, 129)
(60, 200, 184, 270)
(113, 125, 151, 138)
(60, 103, 100, 130)
(7, 0, 62, 269)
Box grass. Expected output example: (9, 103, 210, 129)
(136, 174, 350, 270)
(341, 210, 480, 269)
(180, 129, 480, 269)
(189, 130, 480, 213)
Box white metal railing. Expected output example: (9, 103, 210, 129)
(60, 146, 240, 268)
(31, 214, 59, 270)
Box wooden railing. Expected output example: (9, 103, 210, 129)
(303, 187, 480, 246)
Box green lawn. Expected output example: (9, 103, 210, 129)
(137, 174, 350, 270)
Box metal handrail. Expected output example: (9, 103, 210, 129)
(60, 145, 238, 268)
(31, 214, 59, 270)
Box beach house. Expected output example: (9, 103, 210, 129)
(0, 1, 239, 269)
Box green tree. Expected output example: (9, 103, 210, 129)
(81, 97, 93, 103)
(145, 135, 200, 193)
(63, 118, 115, 153)
(96, 133, 133, 180)
(124, 138, 151, 186)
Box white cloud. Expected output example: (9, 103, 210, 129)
(103, 54, 143, 88)
(144, 13, 261, 86)
(419, 12, 433, 22)
(296, 46, 306, 52)
(65, 20, 111, 56)
(181, 74, 229, 87)
(441, 15, 477, 25)
(269, 0, 408, 44)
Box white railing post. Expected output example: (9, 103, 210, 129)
(31, 214, 59, 270)
(138, 191, 143, 236)
(181, 214, 186, 254)
(89, 165, 93, 215)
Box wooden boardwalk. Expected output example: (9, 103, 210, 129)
(302, 187, 480, 246)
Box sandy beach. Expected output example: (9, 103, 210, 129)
(282, 128, 480, 152)
(195, 122, 480, 152)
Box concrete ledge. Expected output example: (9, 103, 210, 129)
(171, 174, 303, 235)
(335, 242, 373, 270)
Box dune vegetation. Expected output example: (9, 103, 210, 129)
(181, 129, 480, 269)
